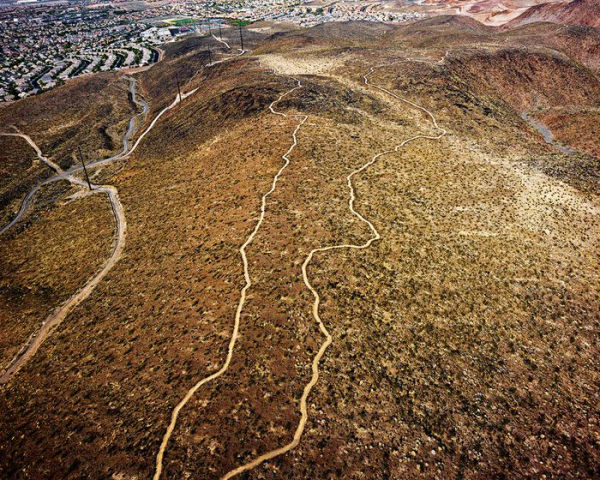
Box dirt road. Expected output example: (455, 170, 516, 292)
(0, 177, 126, 384)
(0, 84, 198, 383)
(0, 130, 85, 234)
(0, 135, 127, 383)
(0, 78, 148, 235)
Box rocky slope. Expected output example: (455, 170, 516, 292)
(0, 20, 598, 480)
(507, 0, 600, 27)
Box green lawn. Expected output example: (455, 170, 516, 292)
(228, 19, 253, 27)
(166, 18, 196, 27)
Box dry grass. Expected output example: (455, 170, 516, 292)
(0, 135, 44, 227)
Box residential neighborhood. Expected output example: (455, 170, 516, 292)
(0, 0, 425, 101)
(0, 2, 172, 101)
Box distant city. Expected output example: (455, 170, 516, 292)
(0, 0, 424, 102)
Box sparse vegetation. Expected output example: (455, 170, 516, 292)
(0, 17, 598, 480)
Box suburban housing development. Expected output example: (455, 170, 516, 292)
(0, 0, 424, 101)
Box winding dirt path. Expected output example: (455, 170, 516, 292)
(208, 33, 245, 66)
(153, 77, 306, 480)
(0, 130, 86, 235)
(217, 64, 447, 479)
(0, 80, 195, 235)
(0, 136, 127, 384)
(0, 78, 146, 235)
(0, 84, 197, 383)
(1, 130, 64, 173)
(212, 33, 231, 50)
(124, 87, 196, 159)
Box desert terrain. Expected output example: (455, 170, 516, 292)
(0, 17, 599, 480)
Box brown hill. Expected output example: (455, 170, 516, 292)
(0, 19, 599, 480)
(500, 22, 600, 71)
(446, 48, 600, 111)
(507, 0, 600, 27)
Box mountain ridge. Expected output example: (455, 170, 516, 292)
(507, 0, 600, 28)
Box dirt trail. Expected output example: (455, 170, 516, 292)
(123, 77, 151, 153)
(0, 130, 86, 234)
(1, 130, 64, 173)
(0, 78, 147, 235)
(152, 78, 307, 480)
(218, 65, 447, 479)
(2, 76, 146, 182)
(212, 33, 231, 50)
(206, 32, 247, 67)
(0, 85, 196, 383)
(0, 79, 187, 235)
(125, 87, 195, 159)
(0, 136, 127, 384)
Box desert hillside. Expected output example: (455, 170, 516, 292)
(0, 17, 599, 480)
(507, 0, 600, 27)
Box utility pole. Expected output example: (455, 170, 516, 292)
(77, 146, 92, 191)
(238, 24, 244, 51)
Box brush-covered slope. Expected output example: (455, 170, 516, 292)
(507, 0, 600, 27)
(0, 20, 599, 480)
